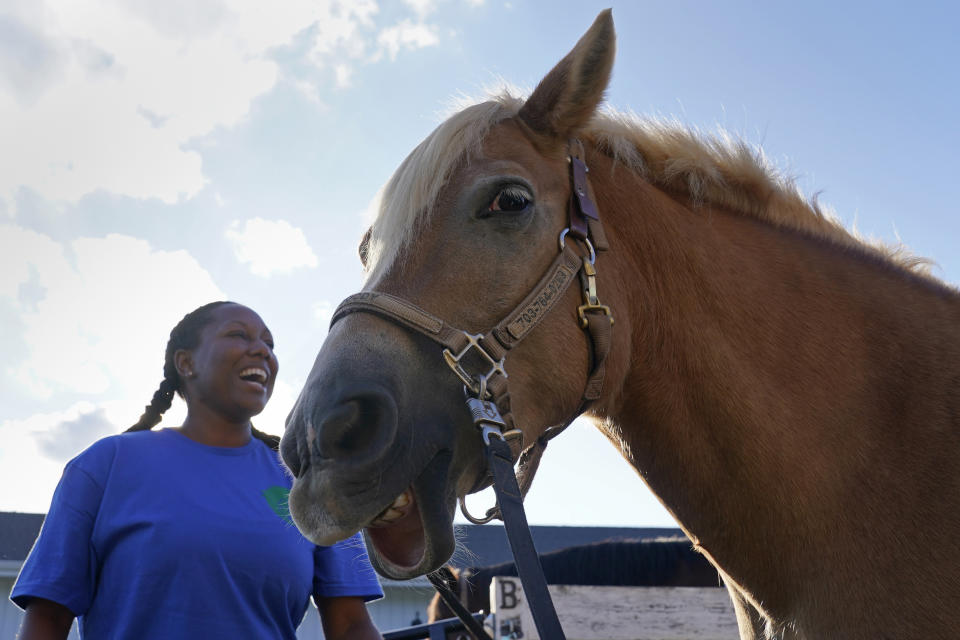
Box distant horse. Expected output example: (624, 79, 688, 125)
(281, 10, 960, 640)
(427, 537, 720, 622)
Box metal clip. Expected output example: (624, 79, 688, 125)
(458, 395, 524, 524)
(465, 396, 523, 445)
(459, 495, 499, 524)
(466, 396, 507, 444)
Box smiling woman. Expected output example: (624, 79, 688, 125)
(10, 301, 384, 640)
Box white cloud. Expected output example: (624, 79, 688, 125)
(226, 217, 319, 277)
(0, 396, 162, 511)
(377, 19, 440, 61)
(0, 403, 99, 512)
(0, 0, 431, 207)
(0, 224, 225, 399)
(307, 1, 378, 63)
(34, 405, 116, 461)
(0, 399, 158, 511)
(334, 64, 353, 89)
(403, 0, 437, 19)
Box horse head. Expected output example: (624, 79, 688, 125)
(280, 11, 622, 579)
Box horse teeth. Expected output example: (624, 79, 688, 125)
(370, 491, 412, 526)
(373, 508, 403, 524)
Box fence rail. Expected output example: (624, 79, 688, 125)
(383, 613, 487, 640)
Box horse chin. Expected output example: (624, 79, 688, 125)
(364, 452, 457, 580)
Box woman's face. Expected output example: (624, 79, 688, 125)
(181, 303, 279, 423)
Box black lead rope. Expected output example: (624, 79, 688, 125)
(484, 435, 567, 640)
(434, 396, 569, 640)
(428, 435, 566, 640)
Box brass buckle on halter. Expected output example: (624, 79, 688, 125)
(442, 332, 506, 399)
(577, 258, 613, 328)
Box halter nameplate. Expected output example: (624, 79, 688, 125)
(502, 248, 581, 341)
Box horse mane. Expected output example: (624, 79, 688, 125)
(364, 88, 933, 284)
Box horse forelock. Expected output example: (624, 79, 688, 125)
(364, 88, 932, 284)
(363, 93, 524, 283)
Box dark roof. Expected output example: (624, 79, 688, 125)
(0, 511, 681, 569)
(0, 513, 45, 561)
(448, 525, 684, 568)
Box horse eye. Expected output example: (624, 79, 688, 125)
(488, 187, 532, 213)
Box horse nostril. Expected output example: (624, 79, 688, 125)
(280, 433, 303, 478)
(316, 392, 398, 461)
(318, 400, 362, 457)
(280, 435, 310, 478)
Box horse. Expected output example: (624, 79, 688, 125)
(280, 10, 960, 639)
(426, 537, 721, 622)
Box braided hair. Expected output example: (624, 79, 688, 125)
(126, 301, 281, 451)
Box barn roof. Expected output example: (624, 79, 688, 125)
(449, 525, 683, 569)
(0, 512, 45, 577)
(0, 513, 44, 562)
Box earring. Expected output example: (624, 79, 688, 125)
(184, 370, 194, 378)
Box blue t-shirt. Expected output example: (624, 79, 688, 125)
(11, 428, 382, 639)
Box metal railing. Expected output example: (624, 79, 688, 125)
(383, 613, 487, 640)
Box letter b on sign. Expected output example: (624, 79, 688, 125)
(499, 579, 518, 610)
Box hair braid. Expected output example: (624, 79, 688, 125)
(251, 425, 281, 452)
(128, 377, 178, 432)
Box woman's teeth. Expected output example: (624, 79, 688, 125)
(240, 367, 267, 383)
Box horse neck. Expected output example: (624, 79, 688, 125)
(588, 153, 960, 611)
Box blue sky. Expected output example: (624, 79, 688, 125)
(1, 1, 957, 528)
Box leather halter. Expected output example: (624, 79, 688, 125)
(330, 139, 614, 516)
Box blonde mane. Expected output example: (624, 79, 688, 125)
(364, 89, 928, 283)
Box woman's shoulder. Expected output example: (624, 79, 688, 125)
(62, 429, 187, 494)
(69, 429, 166, 471)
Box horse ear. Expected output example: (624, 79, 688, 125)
(518, 9, 615, 141)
